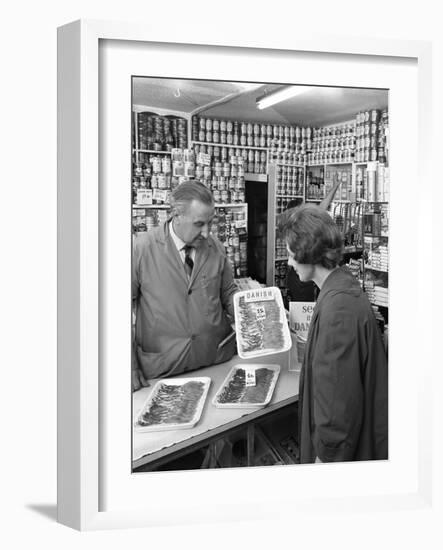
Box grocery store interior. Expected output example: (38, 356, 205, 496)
(132, 77, 389, 471)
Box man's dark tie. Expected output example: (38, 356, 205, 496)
(183, 245, 194, 278)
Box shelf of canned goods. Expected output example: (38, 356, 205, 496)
(131, 103, 389, 314)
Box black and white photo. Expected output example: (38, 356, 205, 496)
(130, 77, 389, 472)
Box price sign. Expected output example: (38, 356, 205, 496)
(136, 189, 153, 205)
(256, 305, 266, 321)
(236, 220, 247, 228)
(245, 368, 256, 387)
(198, 152, 211, 166)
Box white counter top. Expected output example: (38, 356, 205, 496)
(132, 349, 300, 468)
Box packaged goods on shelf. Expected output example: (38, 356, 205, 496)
(354, 109, 388, 164)
(364, 268, 388, 308)
(364, 237, 389, 272)
(132, 207, 169, 233)
(363, 204, 389, 237)
(325, 165, 353, 200)
(376, 164, 389, 203)
(192, 141, 266, 176)
(132, 151, 184, 204)
(346, 258, 363, 279)
(192, 147, 248, 203)
(309, 122, 356, 164)
(136, 112, 188, 151)
(213, 207, 248, 278)
(192, 115, 312, 166)
(306, 165, 325, 200)
(274, 260, 289, 305)
(275, 236, 288, 260)
(268, 124, 311, 160)
(275, 164, 304, 197)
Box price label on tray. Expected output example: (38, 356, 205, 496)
(255, 305, 266, 321)
(136, 189, 153, 205)
(245, 367, 256, 387)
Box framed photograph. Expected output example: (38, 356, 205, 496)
(58, 19, 433, 530)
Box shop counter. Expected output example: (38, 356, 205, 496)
(132, 349, 300, 469)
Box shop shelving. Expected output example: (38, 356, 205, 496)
(132, 106, 389, 300)
(244, 173, 268, 183)
(190, 140, 268, 151)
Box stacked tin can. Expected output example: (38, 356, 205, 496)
(276, 165, 304, 196)
(169, 148, 196, 184)
(193, 142, 265, 176)
(192, 116, 268, 148)
(170, 117, 188, 149)
(136, 112, 188, 151)
(137, 112, 153, 150)
(132, 152, 173, 203)
(192, 116, 268, 173)
(377, 109, 389, 164)
(306, 167, 325, 200)
(211, 208, 248, 277)
(193, 147, 247, 203)
(268, 124, 311, 164)
(274, 260, 289, 304)
(309, 123, 355, 164)
(275, 236, 288, 259)
(354, 110, 389, 163)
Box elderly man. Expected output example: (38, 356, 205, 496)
(132, 180, 237, 390)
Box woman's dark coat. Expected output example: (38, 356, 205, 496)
(298, 266, 388, 463)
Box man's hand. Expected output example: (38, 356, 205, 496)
(132, 368, 150, 392)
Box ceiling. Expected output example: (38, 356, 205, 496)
(133, 77, 388, 127)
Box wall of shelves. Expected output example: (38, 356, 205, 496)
(132, 106, 389, 299)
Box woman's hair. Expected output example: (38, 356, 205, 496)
(278, 204, 343, 269)
(286, 198, 303, 209)
(170, 180, 214, 215)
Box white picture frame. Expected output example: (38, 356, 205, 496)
(57, 19, 434, 531)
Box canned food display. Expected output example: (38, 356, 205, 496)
(214, 207, 248, 277)
(134, 105, 389, 285)
(136, 112, 188, 151)
(354, 109, 389, 163)
(310, 122, 356, 164)
(132, 207, 169, 233)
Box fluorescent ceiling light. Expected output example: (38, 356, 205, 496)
(256, 85, 314, 110)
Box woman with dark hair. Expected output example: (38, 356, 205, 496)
(278, 205, 388, 463)
(285, 180, 342, 302)
(285, 198, 318, 302)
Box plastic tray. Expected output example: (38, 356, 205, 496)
(212, 364, 280, 408)
(233, 286, 291, 359)
(134, 377, 211, 432)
